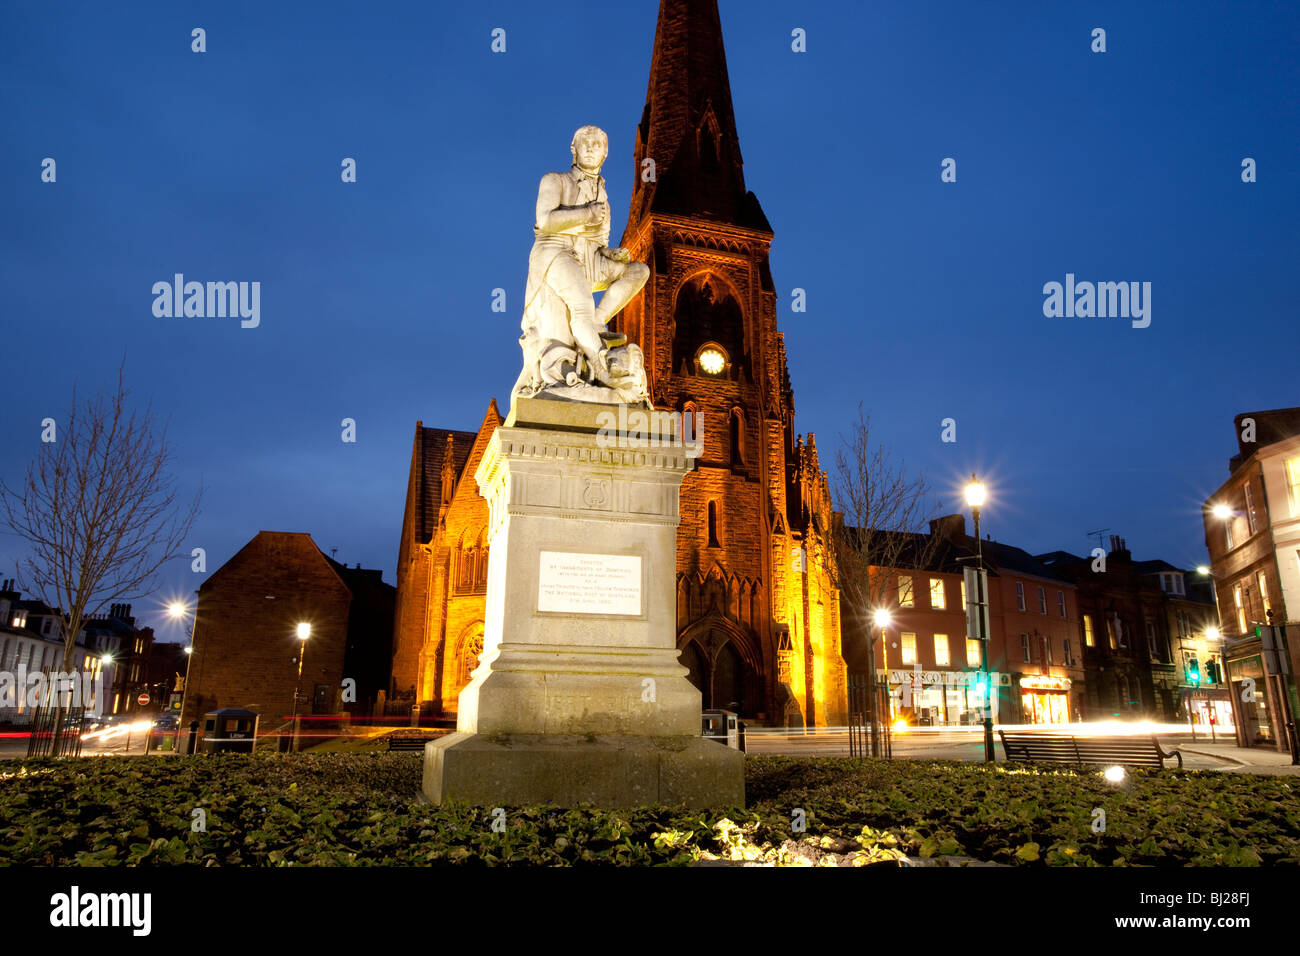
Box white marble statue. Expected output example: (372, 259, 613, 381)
(511, 126, 651, 407)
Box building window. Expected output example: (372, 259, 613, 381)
(11, 611, 27, 629)
(1037, 586, 1047, 614)
(1116, 617, 1128, 648)
(1244, 483, 1258, 535)
(1234, 584, 1246, 633)
(929, 578, 946, 610)
(1258, 571, 1271, 615)
(1287, 458, 1300, 517)
(461, 630, 484, 684)
(1083, 614, 1095, 647)
(1063, 639, 1072, 665)
(1225, 514, 1234, 551)
(729, 409, 744, 465)
(960, 576, 967, 609)
(707, 501, 720, 547)
(1057, 591, 1066, 618)
(1021, 634, 1031, 662)
(966, 637, 980, 667)
(933, 634, 950, 666)
(901, 632, 916, 665)
(1015, 582, 1025, 611)
(898, 575, 914, 608)
(1146, 621, 1158, 657)
(1105, 617, 1116, 649)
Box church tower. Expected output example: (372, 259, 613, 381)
(614, 0, 845, 727)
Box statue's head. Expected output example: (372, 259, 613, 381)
(570, 125, 608, 173)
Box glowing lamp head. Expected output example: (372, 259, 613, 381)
(168, 602, 187, 619)
(296, 622, 311, 641)
(1196, 565, 1210, 576)
(873, 609, 891, 629)
(184, 646, 193, 655)
(1207, 626, 1221, 642)
(1103, 765, 1127, 784)
(101, 653, 113, 665)
(964, 476, 986, 508)
(1211, 504, 1232, 520)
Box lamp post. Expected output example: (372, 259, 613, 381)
(965, 475, 995, 763)
(169, 601, 198, 751)
(872, 608, 891, 758)
(291, 623, 310, 752)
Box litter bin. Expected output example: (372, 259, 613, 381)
(702, 709, 744, 751)
(200, 708, 259, 753)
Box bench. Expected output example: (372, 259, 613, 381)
(998, 731, 1182, 769)
(386, 735, 435, 753)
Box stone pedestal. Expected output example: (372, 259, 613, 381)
(423, 398, 743, 808)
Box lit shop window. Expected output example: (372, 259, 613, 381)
(901, 632, 917, 665)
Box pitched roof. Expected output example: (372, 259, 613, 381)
(410, 425, 477, 544)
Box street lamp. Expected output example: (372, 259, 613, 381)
(291, 623, 311, 752)
(965, 474, 995, 763)
(169, 600, 198, 746)
(871, 608, 891, 758)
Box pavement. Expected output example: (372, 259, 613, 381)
(744, 727, 1300, 775)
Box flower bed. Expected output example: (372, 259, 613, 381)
(0, 753, 1295, 866)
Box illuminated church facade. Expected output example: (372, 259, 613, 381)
(390, 0, 846, 728)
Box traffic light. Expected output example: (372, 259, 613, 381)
(1188, 657, 1200, 685)
(1205, 658, 1219, 684)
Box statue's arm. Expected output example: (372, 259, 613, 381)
(535, 173, 602, 234)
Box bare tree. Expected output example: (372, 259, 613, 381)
(830, 406, 942, 756)
(1, 366, 201, 734)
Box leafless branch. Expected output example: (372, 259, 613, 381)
(1, 363, 202, 673)
(830, 405, 943, 628)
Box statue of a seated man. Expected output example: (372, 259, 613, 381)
(511, 125, 651, 406)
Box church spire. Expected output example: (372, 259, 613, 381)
(628, 0, 770, 232)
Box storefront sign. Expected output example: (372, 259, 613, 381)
(885, 670, 1011, 687)
(1019, 676, 1072, 691)
(1229, 655, 1265, 681)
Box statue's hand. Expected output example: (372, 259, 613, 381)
(586, 201, 608, 224)
(601, 246, 632, 263)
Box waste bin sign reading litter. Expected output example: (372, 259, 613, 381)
(200, 708, 259, 753)
(702, 709, 746, 751)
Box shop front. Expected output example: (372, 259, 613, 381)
(1018, 675, 1072, 725)
(1181, 685, 1235, 737)
(884, 669, 1009, 727)
(1226, 653, 1276, 747)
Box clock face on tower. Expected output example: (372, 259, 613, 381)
(698, 347, 726, 375)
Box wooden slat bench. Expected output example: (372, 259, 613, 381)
(999, 731, 1182, 769)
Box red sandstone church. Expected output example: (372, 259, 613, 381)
(390, 0, 847, 728)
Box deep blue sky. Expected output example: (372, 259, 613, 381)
(3, 1, 1297, 639)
